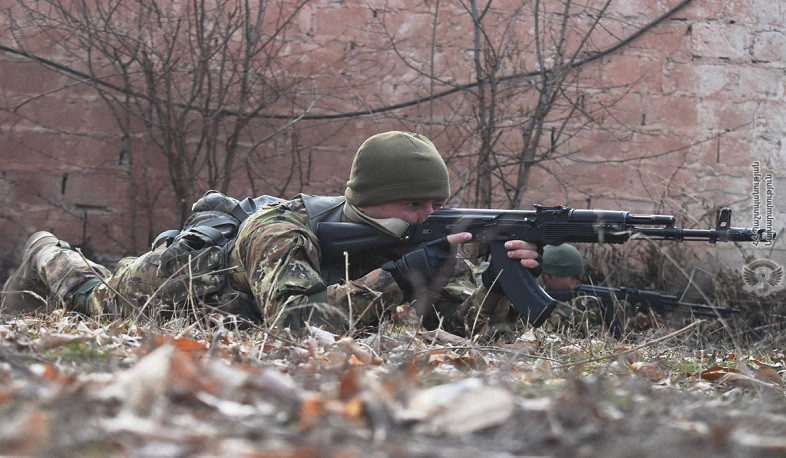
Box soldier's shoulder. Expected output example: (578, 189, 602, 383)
(243, 196, 310, 228)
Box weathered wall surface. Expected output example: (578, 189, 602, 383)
(0, 0, 783, 282)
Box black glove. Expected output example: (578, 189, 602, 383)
(481, 243, 543, 294)
(382, 237, 457, 301)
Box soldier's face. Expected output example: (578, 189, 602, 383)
(357, 199, 445, 223)
(542, 274, 581, 291)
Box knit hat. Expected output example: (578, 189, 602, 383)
(345, 131, 450, 206)
(542, 244, 584, 277)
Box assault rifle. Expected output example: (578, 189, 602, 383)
(547, 285, 740, 338)
(548, 285, 741, 318)
(317, 205, 770, 327)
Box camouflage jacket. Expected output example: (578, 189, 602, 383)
(227, 196, 512, 335)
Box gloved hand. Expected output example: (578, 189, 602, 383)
(382, 237, 457, 301)
(481, 243, 543, 294)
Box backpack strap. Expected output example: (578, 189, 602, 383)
(229, 197, 258, 223)
(180, 225, 229, 247)
(152, 229, 181, 249)
(152, 212, 240, 249)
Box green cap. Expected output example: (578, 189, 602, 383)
(345, 131, 450, 206)
(542, 244, 584, 277)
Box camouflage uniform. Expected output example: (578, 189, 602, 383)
(12, 195, 515, 337)
(542, 293, 624, 338)
(226, 196, 515, 335)
(4, 131, 527, 337)
(39, 242, 173, 319)
(539, 243, 627, 338)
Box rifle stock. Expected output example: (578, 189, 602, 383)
(317, 205, 769, 327)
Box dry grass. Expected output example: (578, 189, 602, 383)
(1, 283, 785, 456)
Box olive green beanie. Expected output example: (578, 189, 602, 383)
(345, 131, 450, 206)
(542, 244, 584, 277)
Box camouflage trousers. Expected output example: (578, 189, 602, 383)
(33, 240, 482, 331)
(33, 243, 168, 318)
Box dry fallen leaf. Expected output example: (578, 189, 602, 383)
(419, 329, 469, 346)
(339, 366, 362, 399)
(700, 366, 738, 383)
(307, 324, 338, 347)
(299, 395, 326, 429)
(35, 333, 85, 350)
(701, 365, 779, 390)
(755, 367, 784, 386)
(245, 368, 305, 406)
(0, 408, 50, 456)
(344, 396, 365, 418)
(335, 337, 381, 365)
(95, 343, 176, 415)
(630, 361, 665, 381)
(502, 339, 539, 354)
(398, 378, 516, 434)
(731, 430, 786, 455)
(718, 372, 779, 390)
(164, 336, 209, 357)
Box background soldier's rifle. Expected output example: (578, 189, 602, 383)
(547, 285, 740, 339)
(548, 285, 740, 318)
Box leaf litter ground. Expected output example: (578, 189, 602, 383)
(1, 309, 785, 457)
